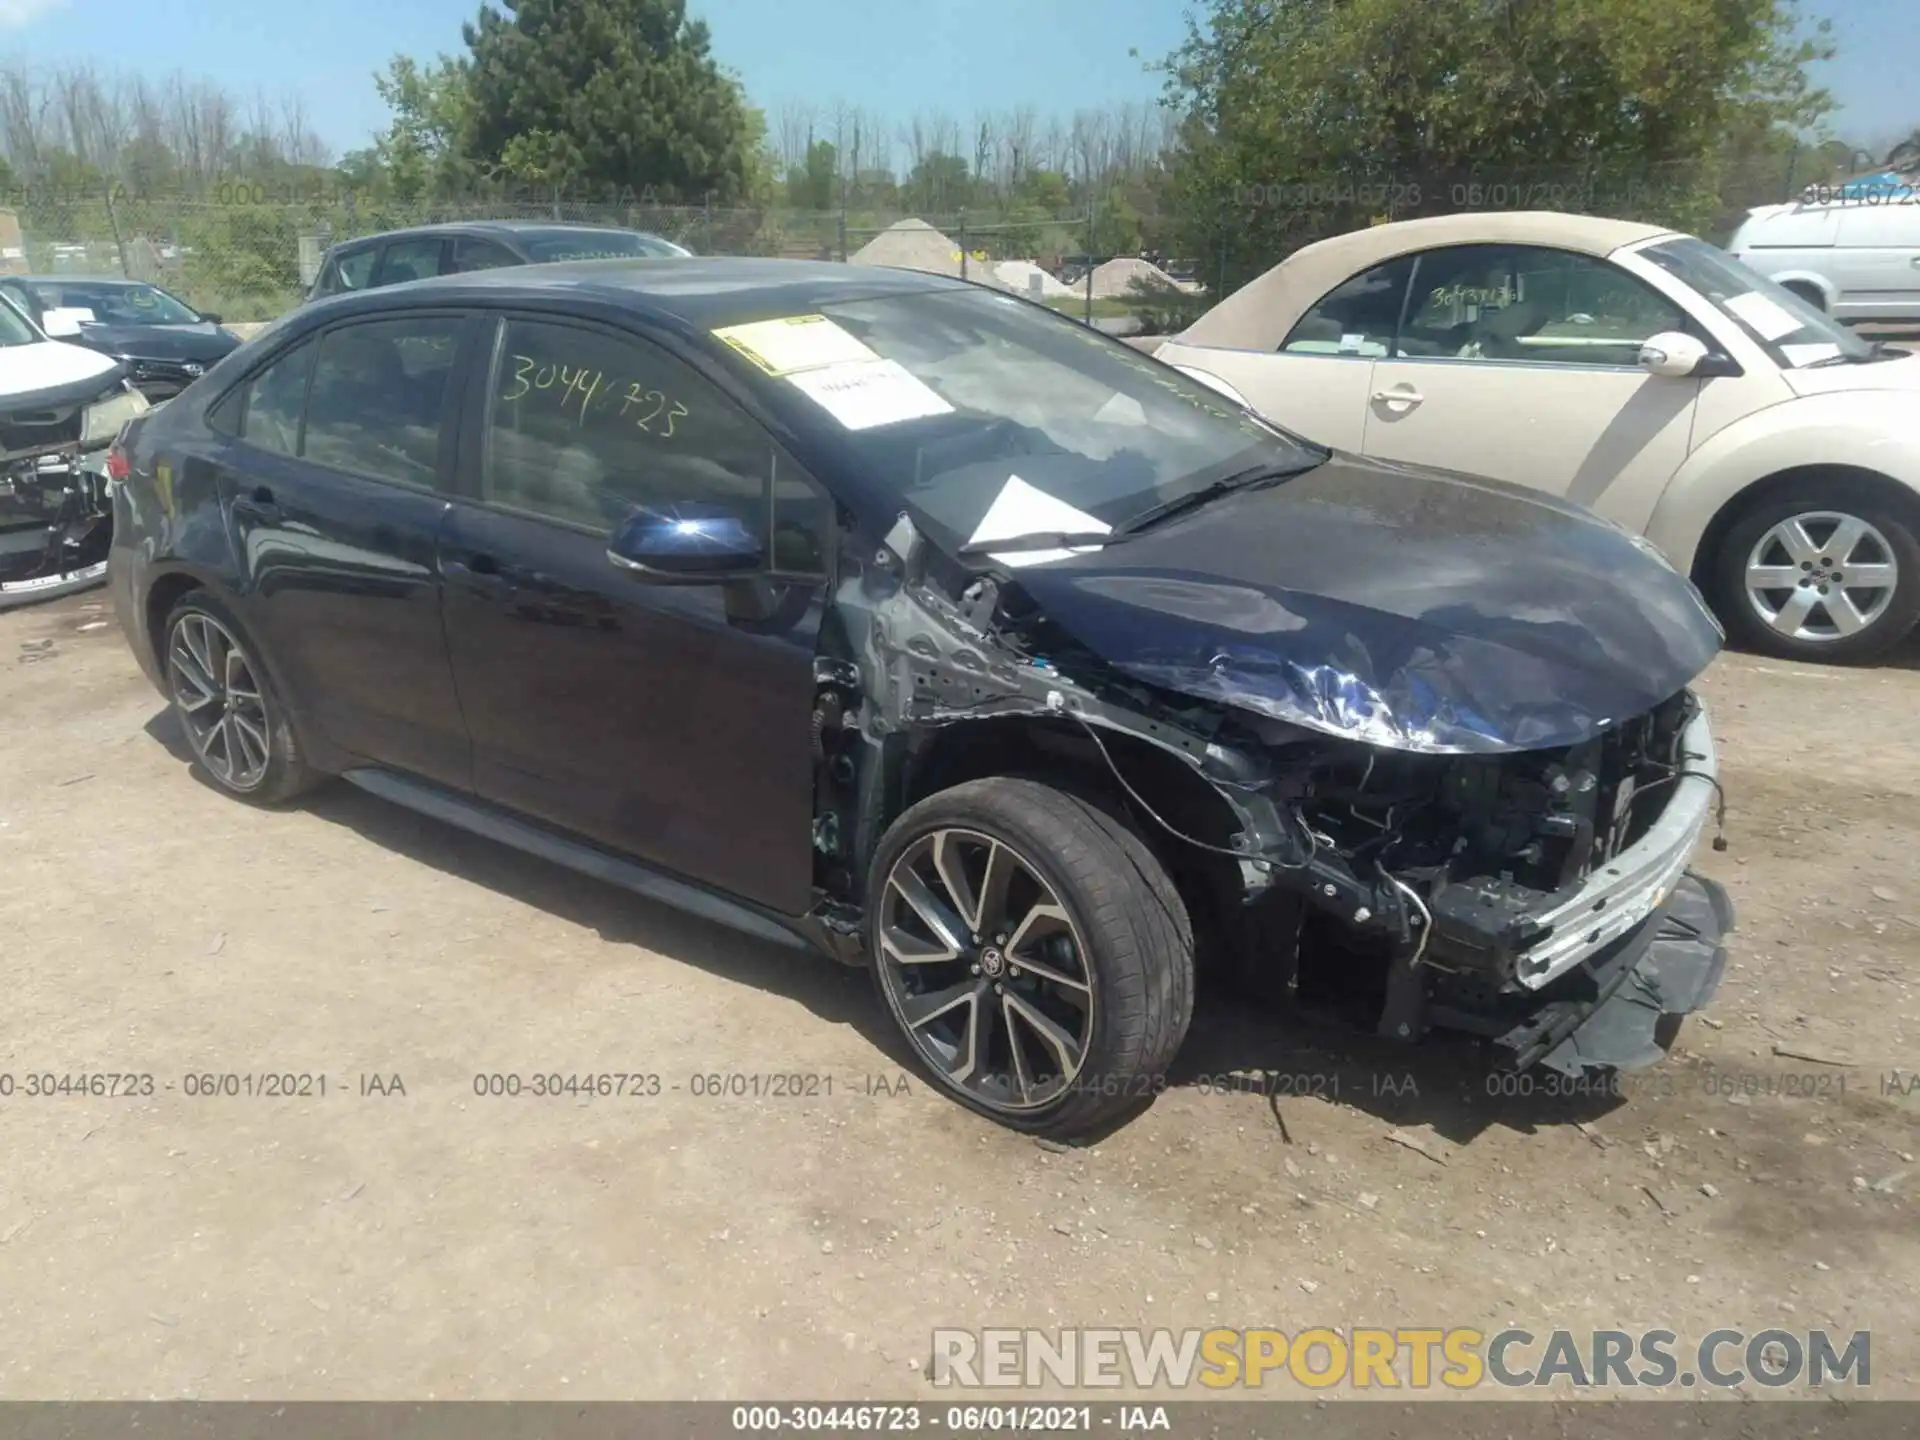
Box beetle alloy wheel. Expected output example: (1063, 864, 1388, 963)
(1744, 510, 1899, 644)
(167, 612, 273, 792)
(875, 827, 1096, 1113)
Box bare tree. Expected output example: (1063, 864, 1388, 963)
(970, 110, 996, 200)
(278, 94, 330, 169)
(1039, 115, 1069, 175)
(1003, 104, 1039, 189)
(773, 97, 815, 177)
(0, 62, 50, 173)
(898, 112, 932, 176)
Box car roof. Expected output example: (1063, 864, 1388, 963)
(329, 220, 666, 252)
(301, 256, 976, 331)
(1177, 211, 1681, 350)
(14, 274, 154, 286)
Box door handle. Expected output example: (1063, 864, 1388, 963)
(232, 484, 280, 521)
(1371, 388, 1424, 405)
(442, 552, 508, 589)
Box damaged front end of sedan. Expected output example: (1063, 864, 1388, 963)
(801, 463, 1735, 1083)
(0, 358, 148, 609)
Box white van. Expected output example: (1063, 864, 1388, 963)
(1728, 192, 1920, 323)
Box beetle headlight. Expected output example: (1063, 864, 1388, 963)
(80, 379, 150, 446)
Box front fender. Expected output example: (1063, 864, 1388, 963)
(1642, 392, 1920, 576)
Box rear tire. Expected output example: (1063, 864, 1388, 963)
(867, 776, 1194, 1138)
(163, 591, 323, 805)
(1709, 481, 1920, 663)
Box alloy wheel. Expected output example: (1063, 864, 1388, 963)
(1744, 510, 1899, 644)
(167, 612, 272, 791)
(875, 827, 1096, 1113)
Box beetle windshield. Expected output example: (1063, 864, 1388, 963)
(1637, 236, 1877, 368)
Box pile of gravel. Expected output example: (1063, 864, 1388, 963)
(1088, 257, 1202, 298)
(993, 259, 1078, 298)
(849, 219, 1009, 286)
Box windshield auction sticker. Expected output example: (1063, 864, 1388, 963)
(711, 314, 879, 376)
(785, 358, 954, 430)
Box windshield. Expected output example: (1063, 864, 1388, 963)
(0, 293, 39, 346)
(521, 229, 690, 262)
(1636, 236, 1877, 368)
(27, 281, 202, 326)
(760, 287, 1321, 550)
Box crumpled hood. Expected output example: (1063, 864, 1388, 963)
(1010, 453, 1724, 754)
(69, 322, 239, 363)
(0, 340, 124, 412)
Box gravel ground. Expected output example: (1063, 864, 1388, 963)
(0, 590, 1915, 1401)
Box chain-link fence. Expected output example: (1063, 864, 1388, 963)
(0, 145, 1857, 330)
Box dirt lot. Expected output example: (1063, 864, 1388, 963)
(1, 590, 1916, 1402)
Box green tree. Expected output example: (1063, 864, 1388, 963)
(786, 138, 837, 211)
(370, 54, 481, 199)
(1159, 0, 1835, 286)
(462, 0, 755, 201)
(906, 151, 971, 213)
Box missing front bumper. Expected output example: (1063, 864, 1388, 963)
(1445, 872, 1735, 1075)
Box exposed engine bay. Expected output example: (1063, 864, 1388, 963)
(802, 512, 1732, 1078)
(0, 364, 140, 607)
(0, 451, 115, 606)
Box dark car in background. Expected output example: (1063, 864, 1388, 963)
(104, 257, 1733, 1139)
(306, 220, 693, 303)
(0, 275, 244, 403)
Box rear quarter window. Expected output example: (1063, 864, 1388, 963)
(317, 247, 378, 296)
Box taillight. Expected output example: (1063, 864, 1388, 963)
(105, 444, 130, 482)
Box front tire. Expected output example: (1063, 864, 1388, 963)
(1709, 482, 1920, 663)
(1779, 279, 1827, 312)
(867, 777, 1194, 1138)
(163, 591, 321, 805)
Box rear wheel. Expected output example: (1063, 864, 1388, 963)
(164, 592, 322, 804)
(1710, 483, 1920, 663)
(868, 777, 1193, 1138)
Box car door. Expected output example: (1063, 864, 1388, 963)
(1359, 243, 1703, 521)
(1158, 255, 1418, 451)
(208, 312, 479, 788)
(437, 310, 831, 915)
(1829, 206, 1920, 322)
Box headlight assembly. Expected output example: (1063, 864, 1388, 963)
(79, 379, 150, 447)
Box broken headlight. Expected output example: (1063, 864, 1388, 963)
(79, 379, 150, 448)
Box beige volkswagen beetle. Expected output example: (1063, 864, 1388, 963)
(1149, 211, 1920, 662)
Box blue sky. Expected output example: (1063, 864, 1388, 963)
(0, 0, 1912, 164)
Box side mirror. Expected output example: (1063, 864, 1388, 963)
(606, 503, 765, 582)
(1638, 331, 1709, 378)
(199, 311, 222, 325)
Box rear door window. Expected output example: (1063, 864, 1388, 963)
(223, 337, 318, 454)
(301, 317, 465, 488)
(372, 239, 446, 288)
(451, 237, 524, 273)
(1283, 256, 1417, 355)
